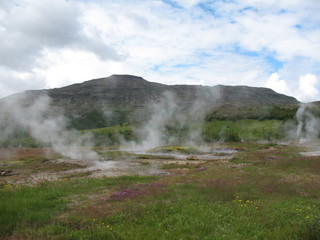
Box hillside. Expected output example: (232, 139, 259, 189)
(45, 74, 298, 110)
(0, 74, 299, 130)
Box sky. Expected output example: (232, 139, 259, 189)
(0, 0, 320, 102)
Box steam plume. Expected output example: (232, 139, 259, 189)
(295, 103, 320, 143)
(125, 88, 218, 150)
(0, 92, 98, 159)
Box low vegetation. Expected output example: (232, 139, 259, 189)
(69, 109, 133, 130)
(1, 98, 319, 238)
(202, 119, 285, 142)
(0, 119, 294, 148)
(1, 143, 320, 239)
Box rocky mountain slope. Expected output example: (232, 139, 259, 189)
(45, 74, 298, 109)
(1, 74, 299, 129)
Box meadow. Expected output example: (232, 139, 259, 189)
(1, 141, 320, 239)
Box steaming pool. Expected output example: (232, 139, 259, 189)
(61, 147, 238, 177)
(298, 141, 320, 157)
(0, 146, 238, 185)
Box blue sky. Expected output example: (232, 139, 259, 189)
(0, 0, 320, 102)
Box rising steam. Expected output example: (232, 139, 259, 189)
(0, 92, 98, 159)
(295, 103, 320, 143)
(125, 88, 219, 150)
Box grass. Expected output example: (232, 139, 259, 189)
(148, 145, 199, 154)
(0, 175, 156, 237)
(203, 119, 285, 142)
(1, 143, 320, 239)
(161, 163, 198, 169)
(35, 182, 320, 240)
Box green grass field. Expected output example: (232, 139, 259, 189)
(203, 119, 285, 142)
(1, 143, 320, 239)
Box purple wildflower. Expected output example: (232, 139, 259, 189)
(197, 167, 207, 171)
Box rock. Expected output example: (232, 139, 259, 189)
(0, 169, 18, 176)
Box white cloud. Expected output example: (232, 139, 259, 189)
(34, 49, 115, 88)
(265, 72, 320, 102)
(0, 66, 46, 97)
(297, 74, 319, 102)
(0, 0, 319, 102)
(265, 73, 289, 95)
(233, 6, 320, 61)
(0, 0, 122, 71)
(175, 0, 203, 9)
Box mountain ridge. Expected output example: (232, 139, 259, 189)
(46, 74, 299, 108)
(0, 74, 300, 129)
(2, 74, 299, 107)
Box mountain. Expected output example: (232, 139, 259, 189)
(44, 74, 298, 111)
(1, 74, 299, 129)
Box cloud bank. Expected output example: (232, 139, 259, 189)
(0, 0, 319, 101)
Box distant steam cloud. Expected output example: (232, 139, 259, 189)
(125, 89, 218, 150)
(0, 93, 98, 159)
(133, 92, 178, 150)
(295, 103, 320, 143)
(283, 103, 320, 144)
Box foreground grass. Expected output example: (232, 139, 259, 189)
(1, 143, 320, 239)
(0, 175, 156, 237)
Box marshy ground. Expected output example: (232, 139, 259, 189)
(1, 142, 320, 239)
